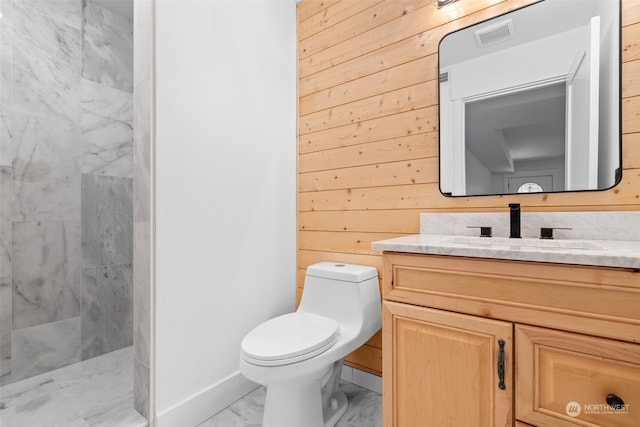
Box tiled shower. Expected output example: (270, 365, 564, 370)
(0, 0, 134, 385)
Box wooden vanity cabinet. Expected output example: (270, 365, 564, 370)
(381, 253, 640, 427)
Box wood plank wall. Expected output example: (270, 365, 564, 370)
(296, 0, 640, 377)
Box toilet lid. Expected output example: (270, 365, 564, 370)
(241, 312, 339, 366)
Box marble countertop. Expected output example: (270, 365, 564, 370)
(372, 234, 640, 269)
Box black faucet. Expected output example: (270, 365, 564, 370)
(509, 203, 521, 238)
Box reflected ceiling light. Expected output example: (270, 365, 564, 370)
(437, 0, 458, 7)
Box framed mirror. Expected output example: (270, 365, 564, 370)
(438, 0, 621, 197)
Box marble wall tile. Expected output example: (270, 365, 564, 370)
(133, 0, 152, 89)
(133, 0, 153, 417)
(133, 223, 149, 366)
(11, 113, 82, 222)
(81, 79, 133, 178)
(0, 281, 10, 380)
(12, 3, 81, 120)
(81, 264, 133, 360)
(3, 0, 137, 387)
(82, 1, 133, 93)
(133, 358, 149, 419)
(81, 78, 133, 122)
(420, 211, 640, 241)
(81, 174, 133, 268)
(13, 0, 82, 30)
(11, 2, 82, 222)
(12, 221, 81, 329)
(9, 316, 81, 383)
(133, 78, 150, 222)
(0, 166, 11, 379)
(81, 113, 133, 178)
(0, 0, 12, 167)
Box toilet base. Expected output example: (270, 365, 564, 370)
(261, 386, 348, 427)
(263, 379, 324, 427)
(260, 360, 348, 427)
(322, 390, 348, 427)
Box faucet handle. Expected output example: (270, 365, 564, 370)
(467, 226, 492, 237)
(540, 227, 572, 239)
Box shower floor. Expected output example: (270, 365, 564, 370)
(0, 346, 147, 427)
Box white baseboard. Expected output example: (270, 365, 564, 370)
(156, 371, 258, 427)
(340, 366, 382, 394)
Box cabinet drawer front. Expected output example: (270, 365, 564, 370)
(391, 264, 640, 322)
(516, 325, 640, 427)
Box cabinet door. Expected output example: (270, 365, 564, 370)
(516, 325, 640, 427)
(383, 301, 513, 427)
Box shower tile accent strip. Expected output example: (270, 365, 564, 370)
(0, 166, 11, 381)
(0, 0, 11, 166)
(132, 0, 154, 418)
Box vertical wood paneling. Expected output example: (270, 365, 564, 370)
(296, 0, 640, 377)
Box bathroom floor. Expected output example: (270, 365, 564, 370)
(0, 346, 147, 427)
(1, 346, 382, 427)
(198, 381, 382, 427)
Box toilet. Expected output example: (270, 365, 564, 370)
(240, 262, 381, 427)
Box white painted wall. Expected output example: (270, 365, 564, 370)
(464, 150, 493, 196)
(154, 1, 296, 425)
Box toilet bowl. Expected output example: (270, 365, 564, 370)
(240, 262, 381, 427)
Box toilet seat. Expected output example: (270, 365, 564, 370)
(241, 312, 340, 367)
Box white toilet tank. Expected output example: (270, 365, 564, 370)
(298, 262, 380, 328)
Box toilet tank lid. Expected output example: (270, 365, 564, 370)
(306, 262, 377, 283)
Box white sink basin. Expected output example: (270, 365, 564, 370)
(443, 236, 604, 251)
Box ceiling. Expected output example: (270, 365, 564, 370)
(465, 83, 566, 173)
(440, 0, 604, 67)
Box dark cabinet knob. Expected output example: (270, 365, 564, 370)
(606, 393, 625, 410)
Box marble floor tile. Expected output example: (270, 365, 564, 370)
(0, 346, 146, 427)
(198, 381, 382, 427)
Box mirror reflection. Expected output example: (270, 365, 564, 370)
(438, 0, 621, 197)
